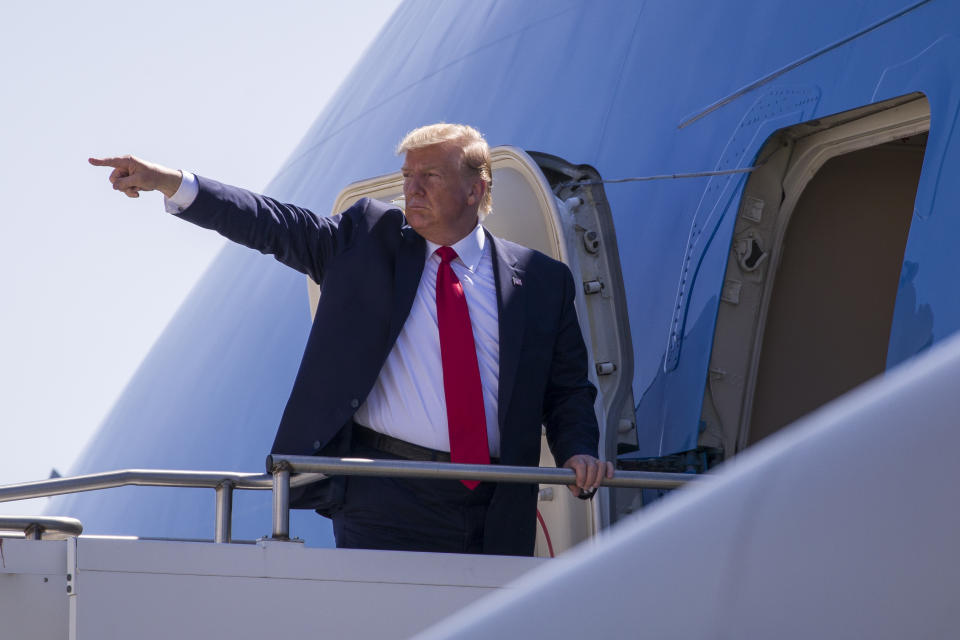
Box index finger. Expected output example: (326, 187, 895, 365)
(88, 156, 129, 168)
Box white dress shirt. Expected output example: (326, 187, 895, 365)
(165, 171, 198, 213)
(355, 225, 501, 456)
(165, 174, 501, 456)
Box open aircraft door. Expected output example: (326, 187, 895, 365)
(319, 147, 635, 556)
(701, 95, 931, 458)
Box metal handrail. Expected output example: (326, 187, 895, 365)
(0, 459, 698, 544)
(265, 455, 698, 539)
(0, 469, 273, 503)
(0, 515, 83, 540)
(0, 469, 323, 544)
(268, 455, 695, 489)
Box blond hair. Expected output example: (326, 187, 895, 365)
(397, 123, 493, 215)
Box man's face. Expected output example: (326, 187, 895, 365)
(401, 142, 482, 245)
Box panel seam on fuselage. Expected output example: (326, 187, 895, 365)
(677, 0, 934, 129)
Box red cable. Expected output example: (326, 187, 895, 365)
(536, 509, 555, 558)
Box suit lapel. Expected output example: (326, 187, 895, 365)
(489, 233, 526, 431)
(388, 225, 426, 346)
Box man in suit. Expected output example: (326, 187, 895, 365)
(90, 123, 613, 556)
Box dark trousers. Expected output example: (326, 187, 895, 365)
(331, 441, 496, 554)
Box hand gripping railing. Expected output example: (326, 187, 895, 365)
(0, 460, 696, 543)
(265, 455, 697, 540)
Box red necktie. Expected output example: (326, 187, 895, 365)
(435, 246, 490, 489)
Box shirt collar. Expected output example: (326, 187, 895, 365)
(425, 224, 486, 272)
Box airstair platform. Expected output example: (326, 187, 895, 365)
(0, 535, 542, 639)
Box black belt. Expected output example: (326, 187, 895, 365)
(353, 424, 452, 462)
(352, 424, 499, 464)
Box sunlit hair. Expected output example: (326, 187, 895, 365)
(397, 123, 493, 216)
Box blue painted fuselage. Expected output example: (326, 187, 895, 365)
(52, 0, 960, 544)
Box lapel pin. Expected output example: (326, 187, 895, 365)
(512, 275, 523, 287)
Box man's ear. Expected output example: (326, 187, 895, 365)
(467, 177, 485, 207)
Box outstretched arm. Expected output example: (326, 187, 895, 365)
(90, 154, 357, 284)
(89, 155, 183, 199)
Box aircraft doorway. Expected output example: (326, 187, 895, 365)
(700, 94, 930, 456)
(748, 135, 925, 444)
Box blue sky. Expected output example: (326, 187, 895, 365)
(0, 1, 400, 513)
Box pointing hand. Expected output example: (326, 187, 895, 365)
(88, 155, 183, 199)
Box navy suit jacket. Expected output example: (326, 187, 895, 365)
(177, 176, 600, 555)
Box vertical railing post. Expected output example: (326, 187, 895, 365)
(214, 480, 234, 544)
(271, 466, 290, 540)
(24, 523, 43, 540)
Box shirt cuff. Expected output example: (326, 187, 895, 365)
(164, 171, 199, 214)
